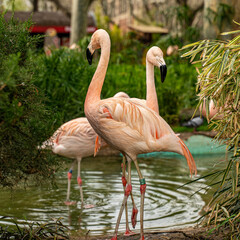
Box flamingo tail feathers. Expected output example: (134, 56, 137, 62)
(94, 135, 101, 157)
(178, 138, 197, 177)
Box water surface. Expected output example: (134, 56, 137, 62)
(0, 136, 227, 236)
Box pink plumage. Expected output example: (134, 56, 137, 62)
(85, 29, 197, 240)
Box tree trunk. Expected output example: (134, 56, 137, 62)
(70, 0, 91, 45)
(203, 0, 219, 39)
(33, 0, 38, 12)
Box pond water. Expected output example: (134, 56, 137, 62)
(0, 136, 227, 236)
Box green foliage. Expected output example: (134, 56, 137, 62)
(2, 0, 31, 11)
(0, 217, 69, 239)
(33, 48, 96, 124)
(33, 48, 197, 125)
(0, 13, 59, 187)
(182, 26, 240, 153)
(182, 24, 240, 237)
(161, 55, 197, 123)
(108, 27, 145, 65)
(0, 13, 41, 61)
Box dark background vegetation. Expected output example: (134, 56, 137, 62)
(0, 12, 198, 188)
(0, 15, 59, 187)
(0, 1, 239, 238)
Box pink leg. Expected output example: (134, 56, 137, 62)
(133, 158, 146, 240)
(77, 158, 84, 207)
(65, 161, 78, 206)
(64, 169, 73, 205)
(67, 169, 72, 201)
(122, 160, 138, 230)
(121, 157, 136, 236)
(111, 158, 132, 240)
(131, 204, 138, 229)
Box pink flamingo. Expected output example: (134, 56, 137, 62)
(118, 46, 167, 234)
(42, 91, 129, 207)
(201, 99, 223, 120)
(130, 46, 167, 114)
(92, 46, 167, 231)
(85, 29, 197, 240)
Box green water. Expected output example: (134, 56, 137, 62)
(0, 136, 227, 236)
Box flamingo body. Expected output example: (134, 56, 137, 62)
(52, 118, 96, 158)
(43, 92, 129, 206)
(85, 29, 196, 239)
(85, 97, 195, 173)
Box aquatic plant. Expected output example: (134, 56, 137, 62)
(182, 21, 240, 238)
(0, 216, 69, 239)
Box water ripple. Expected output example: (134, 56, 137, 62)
(0, 153, 226, 235)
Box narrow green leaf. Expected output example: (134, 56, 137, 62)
(181, 46, 206, 60)
(220, 160, 233, 187)
(233, 20, 240, 26)
(228, 53, 238, 73)
(218, 49, 230, 80)
(181, 40, 203, 50)
(203, 44, 224, 67)
(221, 29, 240, 35)
(234, 88, 240, 109)
(234, 135, 239, 156)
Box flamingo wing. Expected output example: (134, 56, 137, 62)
(53, 118, 96, 144)
(99, 98, 173, 143)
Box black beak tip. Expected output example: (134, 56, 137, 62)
(160, 65, 167, 83)
(86, 48, 93, 65)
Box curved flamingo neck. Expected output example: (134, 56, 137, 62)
(85, 38, 110, 109)
(146, 60, 159, 114)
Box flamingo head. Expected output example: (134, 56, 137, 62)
(146, 46, 167, 83)
(86, 29, 110, 65)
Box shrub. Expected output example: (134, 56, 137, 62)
(182, 23, 240, 237)
(33, 48, 197, 125)
(33, 48, 96, 124)
(0, 13, 59, 187)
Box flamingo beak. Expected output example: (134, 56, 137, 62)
(86, 48, 93, 65)
(160, 64, 167, 83)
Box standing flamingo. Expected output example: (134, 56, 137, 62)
(42, 92, 129, 207)
(85, 29, 197, 240)
(119, 46, 168, 232)
(90, 46, 168, 233)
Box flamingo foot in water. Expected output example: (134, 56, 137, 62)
(124, 229, 136, 236)
(131, 207, 138, 228)
(84, 204, 95, 209)
(64, 201, 77, 206)
(110, 234, 117, 240)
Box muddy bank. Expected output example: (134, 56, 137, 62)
(71, 226, 232, 240)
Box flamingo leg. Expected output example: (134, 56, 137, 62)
(122, 156, 138, 230)
(133, 158, 146, 240)
(121, 156, 130, 235)
(130, 186, 138, 229)
(121, 157, 136, 235)
(111, 157, 132, 240)
(65, 160, 76, 205)
(77, 157, 84, 207)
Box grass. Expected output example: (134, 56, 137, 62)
(0, 216, 69, 240)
